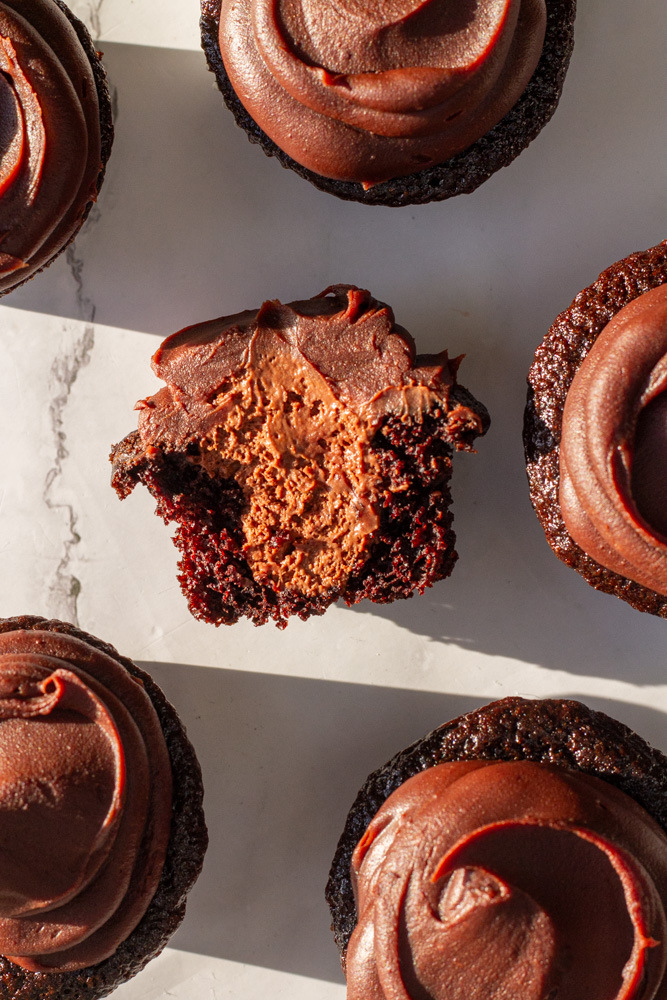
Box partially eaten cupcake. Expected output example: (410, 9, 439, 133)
(111, 285, 489, 628)
(524, 240, 667, 618)
(327, 698, 667, 999)
(201, 0, 576, 206)
(0, 0, 113, 296)
(0, 616, 207, 1000)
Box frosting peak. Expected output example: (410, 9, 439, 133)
(219, 0, 547, 183)
(0, 631, 172, 973)
(348, 761, 667, 1000)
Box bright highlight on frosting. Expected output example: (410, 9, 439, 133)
(0, 630, 172, 973)
(0, 0, 102, 294)
(559, 283, 667, 597)
(219, 0, 547, 184)
(348, 761, 667, 1000)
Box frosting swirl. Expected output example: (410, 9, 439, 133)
(348, 761, 667, 1000)
(0, 629, 172, 973)
(219, 0, 546, 184)
(0, 0, 103, 295)
(559, 284, 667, 596)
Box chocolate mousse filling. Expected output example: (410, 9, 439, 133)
(111, 286, 489, 627)
(200, 0, 576, 206)
(524, 240, 667, 617)
(0, 0, 113, 297)
(327, 698, 667, 999)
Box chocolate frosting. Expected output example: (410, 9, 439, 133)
(0, 630, 172, 974)
(0, 0, 102, 294)
(560, 284, 667, 597)
(131, 285, 484, 597)
(218, 0, 546, 184)
(348, 760, 667, 1000)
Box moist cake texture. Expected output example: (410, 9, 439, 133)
(111, 285, 489, 627)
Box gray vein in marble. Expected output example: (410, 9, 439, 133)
(43, 325, 95, 625)
(82, 0, 105, 39)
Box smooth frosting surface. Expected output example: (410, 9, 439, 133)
(133, 285, 484, 596)
(348, 760, 667, 1000)
(219, 0, 546, 184)
(0, 630, 172, 973)
(559, 283, 667, 596)
(0, 0, 102, 295)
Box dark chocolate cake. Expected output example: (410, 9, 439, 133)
(0, 0, 114, 297)
(0, 616, 207, 1000)
(524, 240, 667, 618)
(327, 698, 667, 998)
(111, 285, 489, 628)
(200, 0, 576, 207)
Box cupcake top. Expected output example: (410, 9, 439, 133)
(218, 0, 547, 185)
(559, 283, 667, 597)
(0, 628, 172, 974)
(347, 760, 667, 999)
(0, 0, 110, 295)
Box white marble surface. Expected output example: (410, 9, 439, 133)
(3, 1, 667, 996)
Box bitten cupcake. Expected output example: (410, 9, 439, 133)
(200, 0, 576, 206)
(524, 240, 667, 618)
(327, 697, 667, 999)
(0, 616, 207, 1000)
(0, 0, 113, 296)
(111, 285, 489, 628)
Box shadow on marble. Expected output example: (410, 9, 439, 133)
(139, 663, 667, 982)
(5, 6, 667, 339)
(143, 661, 481, 983)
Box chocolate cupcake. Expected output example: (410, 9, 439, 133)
(111, 285, 489, 628)
(327, 697, 667, 998)
(524, 240, 667, 618)
(0, 0, 114, 297)
(0, 616, 207, 999)
(200, 0, 576, 207)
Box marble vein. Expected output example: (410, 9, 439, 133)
(43, 325, 95, 624)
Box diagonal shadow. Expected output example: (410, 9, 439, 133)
(140, 662, 667, 982)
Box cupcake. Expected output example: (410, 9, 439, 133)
(0, 0, 114, 297)
(200, 0, 576, 207)
(327, 697, 667, 998)
(0, 616, 207, 999)
(111, 285, 489, 628)
(524, 240, 667, 618)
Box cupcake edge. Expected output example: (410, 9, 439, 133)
(1, 0, 115, 298)
(523, 240, 667, 618)
(326, 696, 667, 967)
(199, 0, 576, 208)
(0, 615, 207, 1000)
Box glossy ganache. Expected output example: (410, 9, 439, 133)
(559, 284, 667, 597)
(348, 760, 667, 1000)
(218, 0, 547, 185)
(0, 629, 172, 973)
(0, 0, 106, 295)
